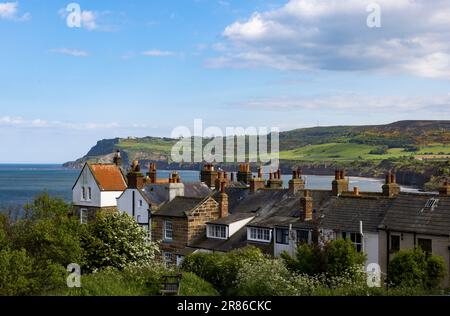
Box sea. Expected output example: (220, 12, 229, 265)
(0, 164, 421, 209)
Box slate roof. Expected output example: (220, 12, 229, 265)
(189, 225, 249, 252)
(379, 193, 450, 236)
(142, 182, 212, 207)
(87, 163, 127, 191)
(153, 196, 208, 218)
(207, 213, 255, 225)
(319, 195, 394, 233)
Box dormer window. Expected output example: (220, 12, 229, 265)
(207, 224, 227, 239)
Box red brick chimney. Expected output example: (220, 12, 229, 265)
(200, 164, 218, 188)
(300, 190, 313, 221)
(113, 150, 122, 167)
(127, 160, 144, 189)
(218, 182, 229, 218)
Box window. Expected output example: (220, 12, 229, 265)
(164, 221, 173, 241)
(424, 198, 438, 209)
(164, 252, 172, 266)
(296, 230, 310, 244)
(390, 235, 400, 252)
(176, 255, 185, 267)
(88, 187, 92, 201)
(81, 186, 86, 200)
(137, 215, 141, 223)
(139, 199, 143, 207)
(342, 232, 363, 252)
(418, 238, 432, 253)
(276, 228, 289, 245)
(80, 208, 88, 224)
(248, 227, 271, 243)
(207, 225, 227, 239)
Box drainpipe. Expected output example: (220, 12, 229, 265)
(386, 229, 390, 289)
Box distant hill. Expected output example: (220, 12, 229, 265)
(64, 120, 450, 169)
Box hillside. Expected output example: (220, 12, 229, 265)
(64, 120, 450, 168)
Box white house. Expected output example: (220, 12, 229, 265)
(117, 188, 152, 234)
(72, 162, 127, 223)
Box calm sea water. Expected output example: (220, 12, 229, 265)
(0, 164, 419, 209)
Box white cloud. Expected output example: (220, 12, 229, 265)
(210, 0, 450, 79)
(0, 1, 30, 21)
(49, 48, 89, 57)
(142, 50, 176, 57)
(233, 94, 450, 113)
(0, 116, 122, 130)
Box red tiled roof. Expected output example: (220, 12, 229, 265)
(88, 164, 127, 191)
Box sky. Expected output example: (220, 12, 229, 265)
(0, 0, 449, 163)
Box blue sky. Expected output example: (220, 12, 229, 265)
(0, 0, 449, 163)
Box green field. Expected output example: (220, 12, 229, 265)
(279, 143, 420, 162)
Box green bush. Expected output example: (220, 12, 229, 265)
(281, 239, 366, 280)
(51, 263, 170, 296)
(388, 247, 446, 289)
(181, 246, 265, 295)
(179, 272, 219, 296)
(81, 211, 159, 272)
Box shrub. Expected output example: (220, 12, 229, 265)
(179, 272, 219, 296)
(181, 246, 265, 295)
(281, 239, 366, 280)
(81, 211, 159, 272)
(388, 247, 446, 289)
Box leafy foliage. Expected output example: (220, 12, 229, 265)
(388, 247, 446, 289)
(81, 211, 159, 272)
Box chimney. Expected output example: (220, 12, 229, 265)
(127, 160, 144, 189)
(237, 163, 252, 184)
(200, 164, 218, 188)
(146, 163, 157, 184)
(382, 171, 401, 197)
(166, 172, 185, 202)
(438, 179, 450, 196)
(332, 169, 349, 196)
(113, 150, 122, 167)
(250, 167, 265, 193)
(218, 182, 229, 218)
(267, 168, 283, 189)
(353, 187, 360, 196)
(300, 190, 313, 221)
(289, 168, 305, 194)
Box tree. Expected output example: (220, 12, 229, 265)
(281, 239, 366, 279)
(388, 247, 446, 289)
(81, 211, 159, 272)
(325, 238, 366, 278)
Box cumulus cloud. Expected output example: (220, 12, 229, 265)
(49, 48, 89, 57)
(209, 0, 450, 79)
(0, 1, 30, 21)
(233, 94, 450, 113)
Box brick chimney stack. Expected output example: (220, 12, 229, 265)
(237, 163, 252, 184)
(289, 168, 305, 194)
(267, 168, 283, 189)
(382, 170, 401, 197)
(113, 150, 122, 167)
(438, 179, 450, 196)
(300, 190, 313, 221)
(332, 169, 349, 196)
(127, 160, 144, 189)
(146, 163, 157, 184)
(218, 181, 229, 218)
(250, 167, 265, 193)
(167, 172, 184, 202)
(200, 163, 218, 188)
(353, 187, 360, 196)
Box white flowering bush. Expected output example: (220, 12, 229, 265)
(81, 211, 160, 272)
